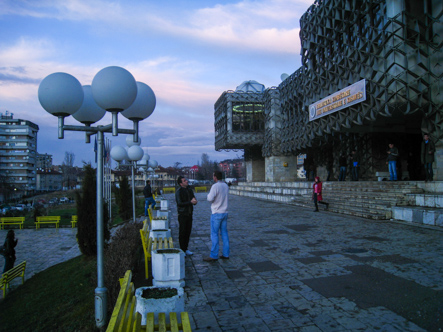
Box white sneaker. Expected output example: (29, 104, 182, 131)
(185, 250, 193, 256)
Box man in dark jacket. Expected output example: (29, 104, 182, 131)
(175, 176, 197, 256)
(386, 143, 399, 181)
(143, 180, 156, 216)
(421, 134, 435, 182)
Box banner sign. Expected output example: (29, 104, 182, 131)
(309, 79, 366, 121)
(297, 154, 306, 165)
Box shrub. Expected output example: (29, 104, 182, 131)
(115, 175, 132, 221)
(76, 164, 110, 256)
(103, 222, 142, 314)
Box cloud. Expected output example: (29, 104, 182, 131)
(3, 0, 305, 54)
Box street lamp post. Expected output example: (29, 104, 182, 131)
(38, 66, 156, 328)
(111, 138, 144, 223)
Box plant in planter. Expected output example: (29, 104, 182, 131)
(135, 286, 185, 325)
(155, 210, 170, 220)
(152, 248, 185, 288)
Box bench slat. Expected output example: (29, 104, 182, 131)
(158, 312, 167, 332)
(146, 312, 155, 332)
(170, 312, 179, 332)
(181, 312, 192, 332)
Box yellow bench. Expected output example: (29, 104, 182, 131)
(194, 186, 207, 193)
(0, 217, 25, 229)
(35, 216, 60, 229)
(140, 220, 174, 279)
(162, 187, 175, 194)
(0, 261, 26, 297)
(71, 215, 77, 228)
(106, 270, 192, 332)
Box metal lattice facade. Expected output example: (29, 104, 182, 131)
(279, 0, 442, 154)
(214, 0, 442, 175)
(214, 91, 265, 150)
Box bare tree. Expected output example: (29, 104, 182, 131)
(62, 151, 76, 190)
(197, 153, 215, 180)
(172, 162, 182, 170)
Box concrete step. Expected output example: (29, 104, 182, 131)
(392, 206, 443, 227)
(230, 181, 422, 221)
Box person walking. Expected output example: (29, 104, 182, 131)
(2, 230, 18, 273)
(312, 176, 329, 212)
(386, 143, 399, 181)
(175, 176, 197, 256)
(350, 150, 359, 181)
(421, 133, 435, 182)
(143, 180, 156, 216)
(204, 171, 230, 262)
(338, 153, 347, 181)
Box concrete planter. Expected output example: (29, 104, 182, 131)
(135, 286, 184, 325)
(152, 248, 185, 288)
(156, 210, 171, 221)
(149, 229, 171, 239)
(160, 199, 169, 211)
(151, 217, 169, 230)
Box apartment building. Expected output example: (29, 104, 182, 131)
(0, 112, 39, 198)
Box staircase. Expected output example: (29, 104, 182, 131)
(229, 181, 429, 220)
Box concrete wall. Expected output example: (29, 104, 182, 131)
(246, 159, 265, 182)
(265, 156, 299, 182)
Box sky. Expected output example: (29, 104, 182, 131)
(0, 0, 313, 168)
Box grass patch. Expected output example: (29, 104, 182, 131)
(0, 255, 98, 331)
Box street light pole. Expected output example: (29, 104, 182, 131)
(95, 130, 106, 324)
(38, 67, 156, 328)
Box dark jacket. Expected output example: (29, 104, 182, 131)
(175, 186, 195, 216)
(387, 147, 399, 162)
(421, 139, 435, 164)
(143, 184, 153, 198)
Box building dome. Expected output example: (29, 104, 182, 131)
(235, 80, 265, 93)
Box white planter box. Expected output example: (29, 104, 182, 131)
(149, 229, 171, 239)
(156, 210, 170, 219)
(160, 199, 169, 211)
(152, 248, 185, 288)
(151, 218, 169, 230)
(135, 286, 184, 325)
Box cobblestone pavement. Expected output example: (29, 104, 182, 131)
(1, 193, 442, 331)
(167, 193, 443, 332)
(0, 227, 81, 297)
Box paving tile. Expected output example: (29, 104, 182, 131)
(2, 192, 442, 331)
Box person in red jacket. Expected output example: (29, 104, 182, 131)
(313, 176, 329, 212)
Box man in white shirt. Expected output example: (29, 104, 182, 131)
(203, 171, 230, 262)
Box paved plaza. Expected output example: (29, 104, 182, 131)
(1, 193, 442, 331)
(173, 193, 443, 332)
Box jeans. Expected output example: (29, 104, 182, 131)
(144, 197, 156, 216)
(210, 213, 229, 259)
(424, 162, 433, 181)
(352, 167, 359, 181)
(339, 166, 347, 181)
(388, 161, 397, 180)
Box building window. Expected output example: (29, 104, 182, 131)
(232, 102, 264, 132)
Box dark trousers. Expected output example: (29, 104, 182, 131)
(178, 214, 193, 252)
(352, 167, 359, 181)
(424, 163, 433, 181)
(3, 255, 15, 273)
(313, 193, 328, 211)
